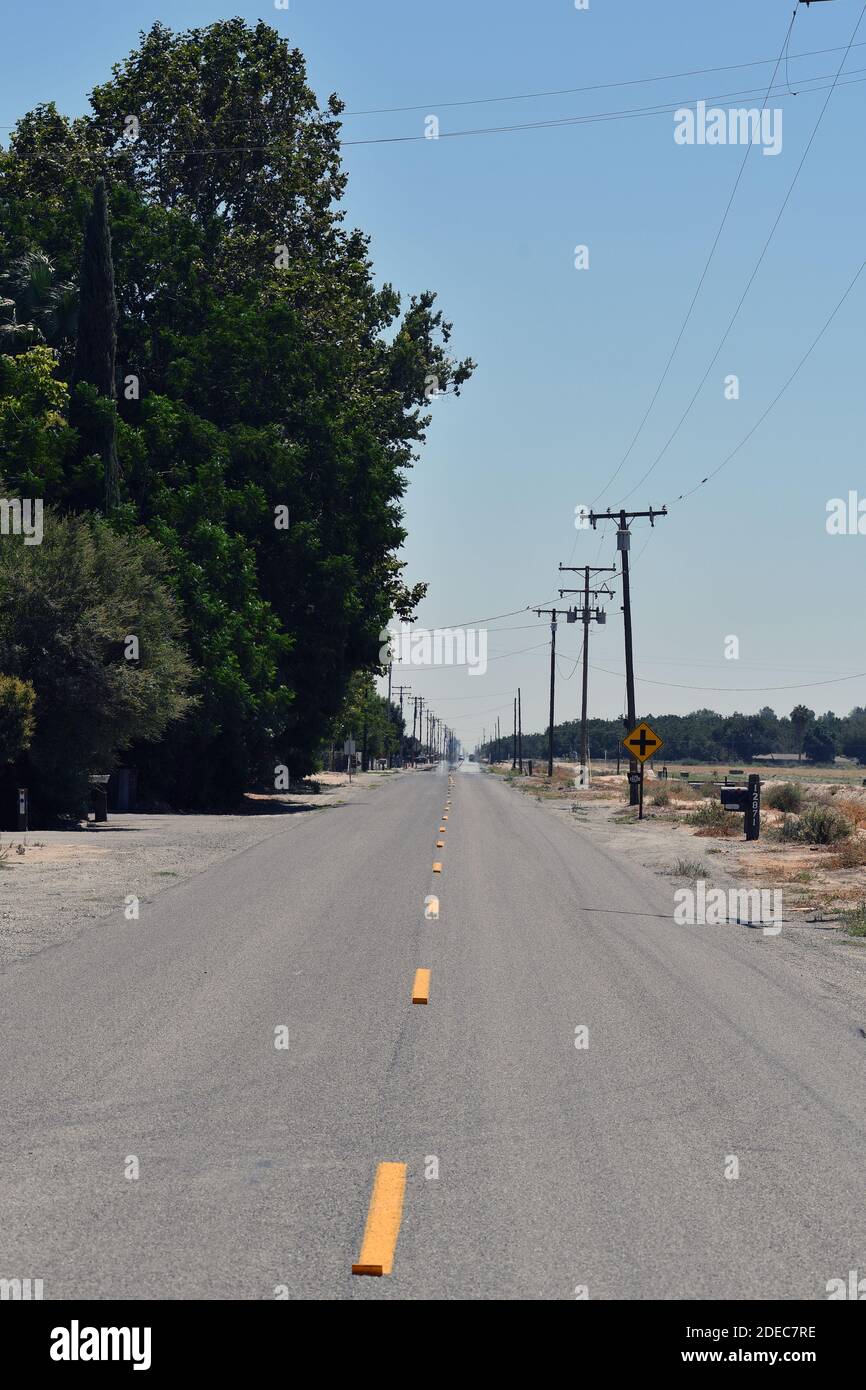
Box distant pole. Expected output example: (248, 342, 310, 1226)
(387, 662, 393, 767)
(518, 687, 523, 772)
(362, 698, 369, 772)
(532, 608, 560, 777)
(548, 620, 556, 776)
(512, 696, 517, 768)
(533, 608, 559, 778)
(581, 569, 590, 766)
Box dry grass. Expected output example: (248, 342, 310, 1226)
(830, 836, 866, 869)
(834, 796, 866, 829)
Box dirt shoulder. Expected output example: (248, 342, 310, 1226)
(0, 769, 405, 971)
(485, 760, 866, 1007)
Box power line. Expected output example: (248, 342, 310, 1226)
(668, 253, 866, 506)
(619, 0, 866, 505)
(341, 71, 866, 147)
(589, 664, 866, 694)
(586, 5, 799, 511)
(340, 41, 866, 116)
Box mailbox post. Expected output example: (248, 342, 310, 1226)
(746, 773, 760, 841)
(89, 775, 110, 823)
(720, 775, 761, 840)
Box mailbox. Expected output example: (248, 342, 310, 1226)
(721, 787, 749, 812)
(720, 774, 761, 840)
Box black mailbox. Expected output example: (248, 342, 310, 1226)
(720, 773, 760, 840)
(721, 787, 749, 812)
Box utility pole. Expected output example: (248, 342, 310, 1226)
(386, 662, 392, 768)
(518, 687, 523, 772)
(415, 697, 427, 766)
(558, 565, 615, 773)
(512, 696, 517, 769)
(587, 507, 667, 803)
(393, 685, 411, 767)
(534, 608, 559, 777)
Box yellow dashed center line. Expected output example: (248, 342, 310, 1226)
(352, 1162, 408, 1276)
(412, 968, 431, 1004)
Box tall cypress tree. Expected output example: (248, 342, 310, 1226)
(71, 178, 119, 511)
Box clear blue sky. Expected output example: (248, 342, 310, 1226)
(3, 0, 865, 749)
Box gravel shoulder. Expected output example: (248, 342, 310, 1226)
(0, 770, 402, 971)
(488, 763, 866, 1022)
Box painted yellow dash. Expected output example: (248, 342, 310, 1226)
(432, 861, 442, 873)
(436, 839, 444, 848)
(443, 814, 449, 821)
(439, 824, 446, 832)
(352, 1162, 408, 1276)
(412, 968, 431, 1004)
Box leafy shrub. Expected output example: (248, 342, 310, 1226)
(798, 804, 852, 845)
(686, 802, 738, 830)
(0, 675, 36, 764)
(651, 787, 670, 807)
(764, 782, 803, 814)
(777, 814, 802, 842)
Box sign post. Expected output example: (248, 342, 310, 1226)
(343, 737, 356, 782)
(622, 722, 664, 821)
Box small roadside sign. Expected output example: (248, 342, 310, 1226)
(343, 739, 356, 756)
(622, 721, 663, 764)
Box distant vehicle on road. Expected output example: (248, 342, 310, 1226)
(468, 754, 475, 762)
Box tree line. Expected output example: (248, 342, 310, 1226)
(0, 19, 472, 822)
(483, 705, 866, 766)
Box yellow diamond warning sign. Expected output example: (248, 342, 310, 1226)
(623, 721, 663, 764)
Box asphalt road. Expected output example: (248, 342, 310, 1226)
(1, 761, 864, 1300)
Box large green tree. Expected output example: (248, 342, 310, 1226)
(0, 20, 473, 806)
(0, 508, 194, 819)
(70, 178, 120, 510)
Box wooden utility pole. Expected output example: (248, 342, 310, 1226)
(587, 507, 667, 803)
(518, 687, 523, 772)
(534, 608, 559, 777)
(393, 685, 411, 767)
(512, 697, 517, 768)
(558, 564, 615, 772)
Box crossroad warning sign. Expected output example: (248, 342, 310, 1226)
(623, 721, 663, 764)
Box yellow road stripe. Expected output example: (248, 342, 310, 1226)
(352, 1162, 408, 1276)
(432, 861, 442, 873)
(436, 839, 444, 847)
(439, 824, 446, 832)
(412, 968, 431, 1004)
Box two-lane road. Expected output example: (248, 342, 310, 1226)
(1, 761, 863, 1299)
